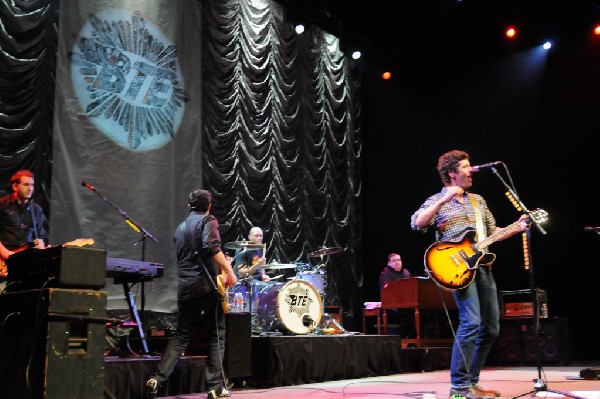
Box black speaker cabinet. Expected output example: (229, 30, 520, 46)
(488, 316, 571, 365)
(224, 312, 252, 379)
(0, 288, 107, 399)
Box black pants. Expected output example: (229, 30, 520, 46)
(149, 294, 227, 393)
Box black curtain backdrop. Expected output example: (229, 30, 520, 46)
(1, 0, 599, 361)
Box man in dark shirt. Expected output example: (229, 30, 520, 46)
(0, 170, 48, 292)
(379, 253, 412, 291)
(144, 189, 237, 399)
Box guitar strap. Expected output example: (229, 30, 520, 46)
(468, 194, 486, 242)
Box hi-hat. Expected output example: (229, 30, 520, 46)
(309, 246, 344, 257)
(224, 240, 264, 250)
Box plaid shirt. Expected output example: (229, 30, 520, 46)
(410, 187, 496, 242)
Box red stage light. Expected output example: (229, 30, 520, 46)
(505, 26, 517, 39)
(594, 24, 600, 36)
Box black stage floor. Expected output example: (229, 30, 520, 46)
(103, 334, 452, 399)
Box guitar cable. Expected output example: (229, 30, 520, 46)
(433, 284, 476, 388)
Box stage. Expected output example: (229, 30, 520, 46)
(103, 334, 453, 399)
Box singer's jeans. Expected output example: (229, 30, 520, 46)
(450, 266, 500, 389)
(150, 294, 226, 392)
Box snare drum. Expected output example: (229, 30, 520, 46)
(296, 270, 326, 294)
(256, 279, 323, 334)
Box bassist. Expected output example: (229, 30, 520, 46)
(410, 150, 527, 399)
(144, 189, 237, 399)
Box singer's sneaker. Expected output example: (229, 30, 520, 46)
(207, 386, 230, 398)
(449, 387, 468, 399)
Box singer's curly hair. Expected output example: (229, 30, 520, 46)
(188, 189, 211, 212)
(437, 150, 469, 186)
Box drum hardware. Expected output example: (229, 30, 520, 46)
(308, 246, 344, 257)
(268, 274, 284, 281)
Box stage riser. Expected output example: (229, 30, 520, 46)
(103, 335, 451, 398)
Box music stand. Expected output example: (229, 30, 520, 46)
(487, 166, 583, 399)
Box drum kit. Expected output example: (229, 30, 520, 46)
(223, 240, 345, 335)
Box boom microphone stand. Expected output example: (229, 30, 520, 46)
(81, 180, 158, 355)
(485, 166, 583, 399)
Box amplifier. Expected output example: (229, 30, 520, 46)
(499, 289, 547, 319)
(6, 246, 106, 290)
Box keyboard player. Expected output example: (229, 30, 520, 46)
(379, 253, 415, 337)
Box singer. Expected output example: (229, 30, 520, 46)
(410, 150, 527, 399)
(0, 170, 49, 292)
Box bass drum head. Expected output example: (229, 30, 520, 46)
(256, 279, 323, 334)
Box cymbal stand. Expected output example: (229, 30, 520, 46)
(488, 166, 582, 399)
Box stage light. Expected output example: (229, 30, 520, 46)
(381, 71, 391, 80)
(594, 24, 600, 36)
(295, 24, 305, 34)
(505, 26, 517, 39)
(351, 50, 361, 60)
(543, 41, 552, 50)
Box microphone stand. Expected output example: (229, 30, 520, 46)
(82, 181, 158, 356)
(487, 167, 582, 399)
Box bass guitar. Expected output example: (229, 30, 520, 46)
(424, 209, 548, 291)
(0, 238, 94, 278)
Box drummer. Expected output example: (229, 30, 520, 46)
(232, 227, 271, 310)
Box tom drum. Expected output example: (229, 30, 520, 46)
(256, 279, 323, 334)
(295, 270, 326, 295)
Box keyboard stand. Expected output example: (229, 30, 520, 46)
(122, 282, 150, 355)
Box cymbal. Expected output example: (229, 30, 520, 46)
(309, 246, 344, 257)
(223, 240, 264, 250)
(262, 262, 297, 269)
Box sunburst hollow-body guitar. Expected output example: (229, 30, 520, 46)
(424, 209, 547, 291)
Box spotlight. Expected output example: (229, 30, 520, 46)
(295, 24, 305, 34)
(351, 50, 361, 60)
(543, 41, 552, 50)
(594, 24, 600, 36)
(505, 26, 518, 39)
(381, 71, 391, 80)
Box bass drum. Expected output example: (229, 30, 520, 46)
(256, 279, 323, 335)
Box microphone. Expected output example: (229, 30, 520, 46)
(302, 314, 314, 327)
(81, 180, 96, 191)
(471, 161, 503, 173)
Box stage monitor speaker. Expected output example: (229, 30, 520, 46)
(488, 316, 571, 365)
(224, 312, 252, 379)
(0, 288, 107, 399)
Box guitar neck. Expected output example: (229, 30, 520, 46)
(474, 219, 524, 251)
